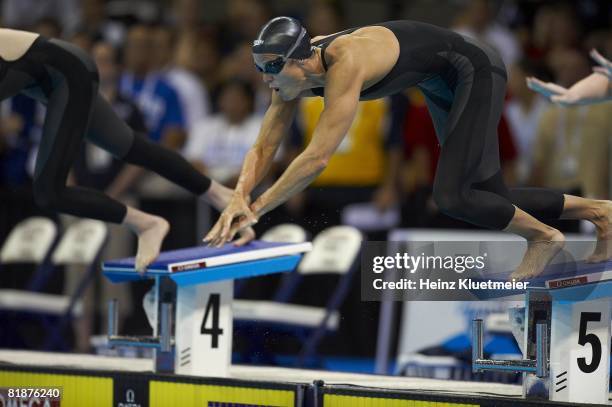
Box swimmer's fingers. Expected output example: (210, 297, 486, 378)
(203, 217, 223, 245)
(534, 78, 568, 95)
(550, 93, 581, 107)
(226, 219, 242, 244)
(205, 214, 233, 247)
(526, 77, 565, 94)
(593, 66, 612, 79)
(233, 226, 256, 247)
(590, 49, 612, 73)
(227, 212, 258, 243)
(526, 77, 567, 99)
(217, 212, 238, 247)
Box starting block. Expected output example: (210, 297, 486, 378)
(473, 260, 612, 405)
(102, 241, 311, 377)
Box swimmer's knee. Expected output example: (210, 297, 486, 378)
(432, 186, 470, 219)
(122, 131, 155, 165)
(433, 183, 473, 219)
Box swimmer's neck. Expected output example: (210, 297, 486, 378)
(300, 48, 327, 89)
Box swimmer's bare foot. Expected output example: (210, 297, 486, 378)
(122, 207, 170, 273)
(510, 229, 565, 281)
(587, 201, 612, 263)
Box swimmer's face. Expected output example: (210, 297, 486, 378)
(253, 53, 305, 101)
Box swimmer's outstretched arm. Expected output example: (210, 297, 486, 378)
(235, 92, 299, 199)
(250, 54, 364, 219)
(205, 52, 364, 246)
(527, 49, 612, 106)
(203, 91, 298, 246)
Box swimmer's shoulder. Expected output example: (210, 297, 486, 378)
(0, 28, 40, 61)
(322, 26, 396, 62)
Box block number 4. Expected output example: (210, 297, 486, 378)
(577, 312, 602, 374)
(200, 293, 223, 348)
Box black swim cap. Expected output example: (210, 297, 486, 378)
(252, 16, 312, 60)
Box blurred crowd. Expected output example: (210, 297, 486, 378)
(0, 0, 611, 356)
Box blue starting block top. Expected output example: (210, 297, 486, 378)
(103, 241, 311, 286)
(478, 259, 612, 301)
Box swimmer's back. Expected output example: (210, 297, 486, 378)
(312, 20, 504, 100)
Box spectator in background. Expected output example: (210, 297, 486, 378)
(1, 0, 80, 34)
(531, 4, 582, 58)
(168, 0, 214, 110)
(220, 41, 272, 114)
(452, 0, 521, 68)
(220, 0, 272, 54)
(184, 80, 262, 186)
(171, 0, 203, 38)
(32, 17, 63, 38)
(184, 34, 222, 110)
(530, 48, 611, 210)
(119, 24, 186, 149)
(505, 58, 550, 185)
(76, 0, 126, 47)
(152, 24, 210, 132)
(305, 0, 345, 37)
(70, 29, 95, 52)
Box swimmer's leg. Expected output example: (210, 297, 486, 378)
(427, 69, 564, 280)
(557, 195, 612, 263)
(31, 78, 169, 272)
(29, 40, 169, 272)
(506, 189, 612, 267)
(84, 93, 238, 270)
(85, 93, 214, 197)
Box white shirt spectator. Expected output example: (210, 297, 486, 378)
(184, 114, 262, 184)
(164, 67, 210, 132)
(505, 96, 549, 183)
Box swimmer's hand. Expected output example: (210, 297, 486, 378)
(527, 51, 612, 106)
(203, 193, 258, 247)
(526, 77, 574, 104)
(591, 49, 612, 80)
(526, 76, 599, 106)
(234, 225, 256, 247)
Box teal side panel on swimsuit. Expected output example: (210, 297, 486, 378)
(418, 75, 454, 145)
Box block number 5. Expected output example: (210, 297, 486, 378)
(577, 312, 602, 374)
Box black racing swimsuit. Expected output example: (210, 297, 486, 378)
(0, 35, 211, 223)
(310, 21, 564, 230)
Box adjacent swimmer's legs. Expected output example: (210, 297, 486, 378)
(122, 207, 170, 272)
(85, 94, 213, 197)
(84, 93, 224, 271)
(27, 38, 218, 271)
